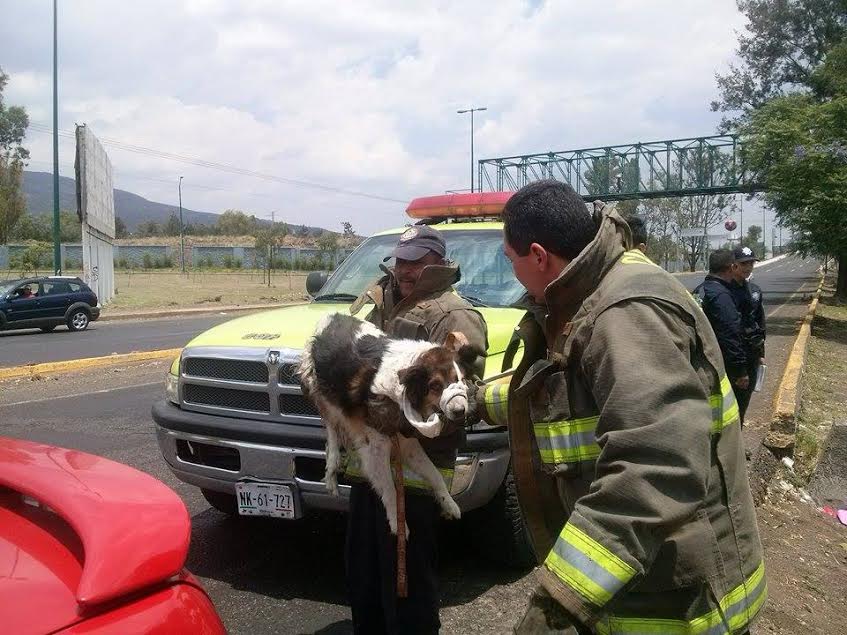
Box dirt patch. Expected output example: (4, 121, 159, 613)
(108, 270, 310, 310)
(755, 285, 847, 634)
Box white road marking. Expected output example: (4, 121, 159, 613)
(0, 381, 161, 408)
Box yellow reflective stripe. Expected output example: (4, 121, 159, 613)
(710, 375, 740, 434)
(620, 250, 658, 267)
(534, 415, 601, 464)
(594, 561, 767, 635)
(544, 523, 636, 608)
(483, 382, 509, 426)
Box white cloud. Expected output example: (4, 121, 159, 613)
(0, 0, 766, 234)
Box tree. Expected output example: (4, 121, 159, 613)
(59, 210, 81, 242)
(639, 197, 680, 269)
(742, 89, 847, 298)
(115, 216, 128, 238)
(583, 155, 640, 215)
(137, 220, 162, 237)
(163, 212, 182, 237)
(0, 157, 25, 244)
(0, 68, 29, 244)
(10, 212, 51, 241)
(216, 209, 256, 236)
(711, 0, 847, 131)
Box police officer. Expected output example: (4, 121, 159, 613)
(694, 249, 751, 416)
(731, 245, 766, 422)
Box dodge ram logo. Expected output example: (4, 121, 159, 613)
(267, 351, 281, 365)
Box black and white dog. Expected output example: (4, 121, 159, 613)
(299, 313, 481, 535)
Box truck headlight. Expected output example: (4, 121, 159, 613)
(165, 372, 180, 405)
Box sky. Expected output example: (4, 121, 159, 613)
(0, 0, 782, 241)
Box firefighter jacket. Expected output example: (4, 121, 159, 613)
(480, 208, 765, 634)
(731, 279, 766, 360)
(694, 275, 749, 379)
(347, 262, 488, 490)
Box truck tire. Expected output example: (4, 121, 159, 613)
(464, 467, 536, 569)
(202, 488, 239, 515)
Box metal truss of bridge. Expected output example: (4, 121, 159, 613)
(478, 135, 762, 201)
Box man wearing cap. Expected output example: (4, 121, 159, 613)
(694, 250, 751, 417)
(731, 246, 766, 422)
(346, 224, 487, 635)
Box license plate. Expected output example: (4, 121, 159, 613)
(235, 482, 296, 519)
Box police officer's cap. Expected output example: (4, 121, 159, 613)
(733, 246, 759, 263)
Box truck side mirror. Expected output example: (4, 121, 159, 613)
(306, 271, 329, 297)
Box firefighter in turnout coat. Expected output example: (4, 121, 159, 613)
(478, 180, 765, 634)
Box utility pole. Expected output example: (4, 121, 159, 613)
(762, 207, 767, 258)
(52, 0, 61, 274)
(457, 106, 487, 192)
(739, 194, 743, 246)
(178, 176, 185, 273)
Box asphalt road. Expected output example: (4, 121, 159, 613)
(0, 255, 821, 634)
(0, 362, 532, 635)
(0, 313, 235, 367)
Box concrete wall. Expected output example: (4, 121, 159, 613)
(1, 243, 357, 271)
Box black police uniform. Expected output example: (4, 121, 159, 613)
(730, 248, 766, 422)
(694, 275, 749, 411)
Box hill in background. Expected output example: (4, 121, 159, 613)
(22, 171, 330, 235)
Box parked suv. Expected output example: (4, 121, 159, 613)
(0, 276, 100, 333)
(152, 192, 535, 565)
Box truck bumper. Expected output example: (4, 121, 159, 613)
(152, 399, 510, 514)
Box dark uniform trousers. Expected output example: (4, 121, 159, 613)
(734, 359, 760, 424)
(345, 482, 441, 635)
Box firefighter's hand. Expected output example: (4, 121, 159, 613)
(462, 380, 485, 427)
(513, 586, 579, 634)
(735, 375, 750, 390)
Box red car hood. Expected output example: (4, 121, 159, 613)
(0, 438, 191, 634)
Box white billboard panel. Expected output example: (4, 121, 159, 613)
(75, 125, 116, 238)
(75, 125, 115, 303)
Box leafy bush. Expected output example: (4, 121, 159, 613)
(142, 253, 154, 269)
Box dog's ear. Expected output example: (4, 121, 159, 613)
(444, 331, 470, 352)
(398, 363, 430, 408)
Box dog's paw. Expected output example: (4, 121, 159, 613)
(439, 496, 461, 520)
(324, 473, 339, 496)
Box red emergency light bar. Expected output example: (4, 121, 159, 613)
(405, 191, 514, 219)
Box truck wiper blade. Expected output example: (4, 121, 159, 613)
(313, 293, 358, 302)
(459, 294, 489, 308)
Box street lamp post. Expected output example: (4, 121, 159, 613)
(52, 0, 61, 274)
(178, 176, 185, 273)
(457, 106, 487, 193)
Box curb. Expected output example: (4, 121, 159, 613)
(764, 276, 825, 452)
(0, 348, 182, 381)
(99, 302, 303, 322)
(748, 273, 824, 505)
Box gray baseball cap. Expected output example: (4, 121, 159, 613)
(387, 225, 446, 261)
